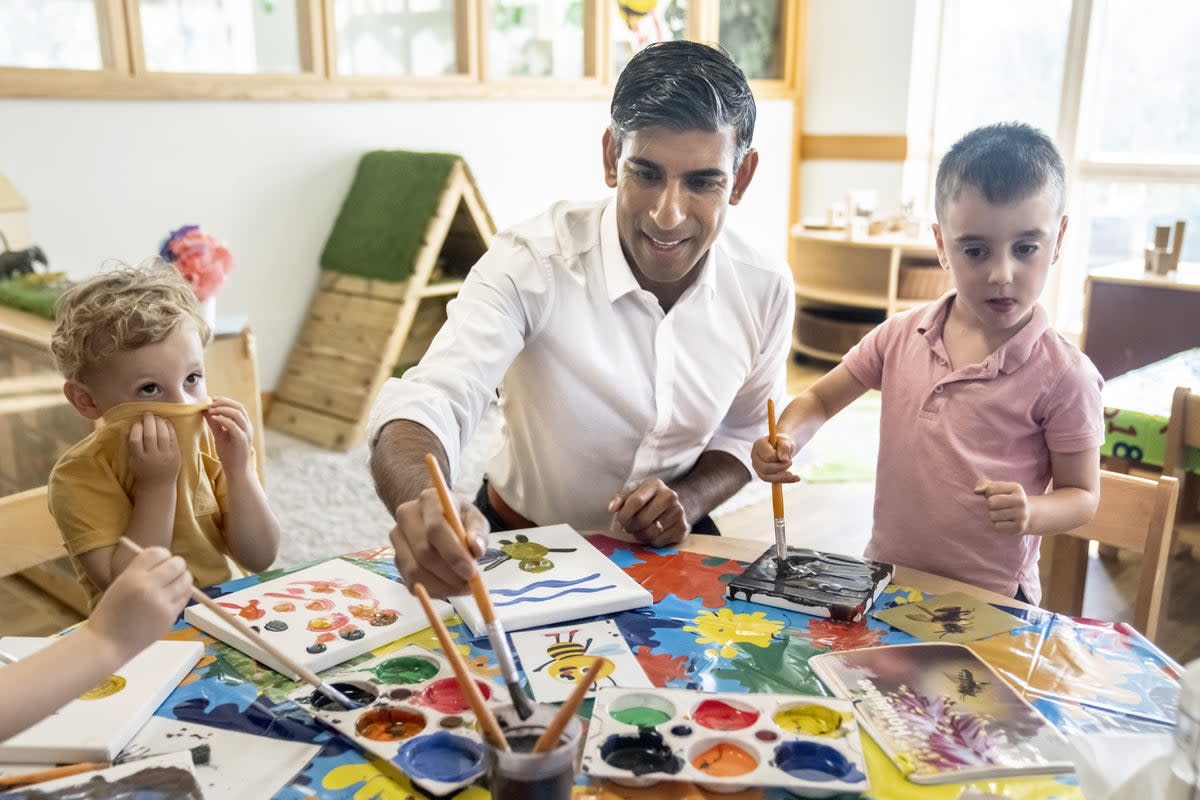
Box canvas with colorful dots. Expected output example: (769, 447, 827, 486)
(184, 558, 452, 680)
(0, 637, 203, 764)
(454, 524, 653, 637)
(286, 643, 504, 797)
(581, 686, 870, 796)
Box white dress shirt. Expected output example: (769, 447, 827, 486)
(367, 198, 794, 531)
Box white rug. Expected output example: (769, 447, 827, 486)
(264, 395, 878, 569)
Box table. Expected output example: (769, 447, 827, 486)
(58, 535, 1185, 799)
(1101, 347, 1200, 475)
(1081, 260, 1200, 381)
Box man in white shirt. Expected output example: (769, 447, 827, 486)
(368, 41, 795, 598)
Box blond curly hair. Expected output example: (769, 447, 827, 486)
(51, 260, 212, 382)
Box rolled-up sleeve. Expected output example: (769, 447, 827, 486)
(366, 233, 552, 483)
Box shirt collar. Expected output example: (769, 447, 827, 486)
(917, 291, 1050, 374)
(599, 199, 718, 304)
(100, 400, 212, 427)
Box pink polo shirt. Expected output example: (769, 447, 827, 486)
(842, 292, 1104, 603)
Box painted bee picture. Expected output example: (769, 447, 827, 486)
(947, 668, 990, 701)
(906, 604, 975, 638)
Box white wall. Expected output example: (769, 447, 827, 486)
(800, 0, 917, 219)
(0, 97, 793, 389)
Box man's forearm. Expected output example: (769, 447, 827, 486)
(670, 450, 751, 526)
(370, 420, 450, 513)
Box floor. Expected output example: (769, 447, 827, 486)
(3, 355, 1198, 665)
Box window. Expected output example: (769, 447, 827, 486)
(137, 0, 303, 74)
(718, 0, 785, 80)
(917, 0, 1200, 333)
(333, 0, 461, 77)
(0, 0, 104, 70)
(610, 0, 689, 77)
(487, 1, 585, 79)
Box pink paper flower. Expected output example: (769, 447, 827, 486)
(159, 225, 234, 301)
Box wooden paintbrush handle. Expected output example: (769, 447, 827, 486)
(423, 454, 500, 623)
(0, 761, 108, 788)
(533, 657, 604, 754)
(412, 583, 508, 751)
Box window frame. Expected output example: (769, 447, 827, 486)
(0, 0, 800, 101)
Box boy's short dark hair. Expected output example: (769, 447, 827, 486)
(935, 122, 1066, 221)
(610, 40, 756, 169)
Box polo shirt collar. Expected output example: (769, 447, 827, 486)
(600, 199, 717, 304)
(917, 291, 1050, 374)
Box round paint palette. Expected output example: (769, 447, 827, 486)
(287, 643, 502, 797)
(581, 687, 869, 796)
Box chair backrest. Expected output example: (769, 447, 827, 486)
(1164, 385, 1200, 477)
(0, 485, 66, 579)
(1040, 470, 1179, 643)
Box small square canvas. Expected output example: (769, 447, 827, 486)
(726, 547, 894, 622)
(451, 525, 653, 637)
(873, 592, 1026, 644)
(0, 752, 204, 799)
(184, 558, 451, 680)
(0, 638, 203, 764)
(511, 619, 652, 703)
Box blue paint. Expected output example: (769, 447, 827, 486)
(494, 584, 616, 607)
(670, 724, 692, 736)
(489, 574, 602, 595)
(392, 731, 484, 783)
(773, 741, 864, 783)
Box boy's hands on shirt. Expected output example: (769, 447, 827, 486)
(89, 546, 192, 656)
(975, 479, 1032, 535)
(128, 411, 180, 488)
(751, 433, 802, 484)
(204, 396, 254, 474)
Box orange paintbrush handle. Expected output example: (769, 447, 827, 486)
(767, 399, 784, 519)
(533, 657, 604, 754)
(424, 454, 500, 623)
(412, 582, 508, 751)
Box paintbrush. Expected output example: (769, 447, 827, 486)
(767, 398, 789, 562)
(532, 656, 604, 754)
(0, 745, 210, 789)
(115, 537, 362, 711)
(411, 582, 508, 751)
(424, 453, 534, 721)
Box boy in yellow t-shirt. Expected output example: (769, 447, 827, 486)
(47, 263, 280, 606)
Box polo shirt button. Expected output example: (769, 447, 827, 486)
(934, 385, 944, 393)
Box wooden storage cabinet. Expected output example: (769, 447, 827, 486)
(788, 228, 942, 361)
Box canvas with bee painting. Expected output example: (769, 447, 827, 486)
(810, 642, 1072, 784)
(872, 591, 1025, 644)
(451, 524, 653, 637)
(510, 619, 652, 703)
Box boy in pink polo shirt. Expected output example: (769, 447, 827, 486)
(753, 123, 1103, 603)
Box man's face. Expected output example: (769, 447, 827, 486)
(933, 184, 1067, 339)
(604, 125, 756, 289)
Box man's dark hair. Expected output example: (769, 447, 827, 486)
(610, 41, 756, 169)
(935, 122, 1066, 221)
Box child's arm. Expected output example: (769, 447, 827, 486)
(0, 547, 191, 741)
(976, 447, 1101, 536)
(205, 397, 280, 572)
(751, 364, 869, 483)
(79, 413, 181, 588)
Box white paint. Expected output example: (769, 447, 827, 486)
(0, 97, 792, 388)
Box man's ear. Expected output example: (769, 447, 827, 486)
(729, 149, 758, 206)
(1051, 214, 1069, 264)
(932, 222, 949, 269)
(602, 128, 619, 189)
(63, 380, 103, 421)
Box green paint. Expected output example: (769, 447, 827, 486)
(712, 638, 827, 695)
(611, 707, 672, 727)
(372, 657, 438, 685)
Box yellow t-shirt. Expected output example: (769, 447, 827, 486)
(48, 400, 237, 606)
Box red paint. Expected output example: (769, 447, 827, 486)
(418, 677, 492, 714)
(219, 600, 265, 620)
(272, 601, 296, 613)
(348, 603, 381, 620)
(619, 550, 739, 607)
(694, 699, 759, 731)
(305, 599, 335, 612)
(341, 583, 371, 599)
(307, 612, 348, 632)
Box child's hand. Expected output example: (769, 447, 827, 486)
(128, 412, 180, 488)
(975, 479, 1032, 535)
(89, 546, 192, 657)
(751, 434, 801, 484)
(204, 396, 253, 474)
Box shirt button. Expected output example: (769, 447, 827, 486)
(934, 385, 944, 393)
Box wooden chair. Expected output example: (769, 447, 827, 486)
(0, 485, 89, 615)
(1040, 470, 1179, 643)
(1165, 385, 1200, 552)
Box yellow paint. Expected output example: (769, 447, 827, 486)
(80, 674, 125, 700)
(683, 608, 784, 659)
(772, 704, 843, 736)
